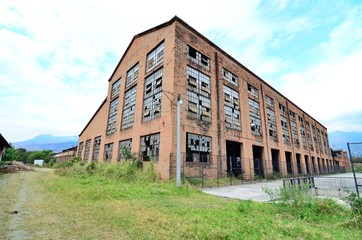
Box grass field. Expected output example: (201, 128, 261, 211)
(1, 163, 361, 239)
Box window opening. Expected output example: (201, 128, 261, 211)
(266, 108, 277, 141)
(107, 98, 119, 134)
(222, 68, 238, 86)
(84, 139, 91, 161)
(92, 136, 101, 162)
(186, 66, 211, 122)
(140, 133, 160, 161)
(249, 99, 262, 136)
(146, 42, 164, 73)
(224, 85, 241, 130)
(186, 133, 211, 163)
(143, 68, 163, 122)
(126, 63, 139, 87)
(247, 83, 259, 98)
(121, 86, 136, 129)
(118, 139, 132, 161)
(111, 78, 121, 98)
(104, 143, 113, 162)
(280, 115, 290, 143)
(187, 45, 210, 70)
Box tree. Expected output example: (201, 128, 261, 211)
(27, 150, 54, 164)
(2, 147, 19, 162)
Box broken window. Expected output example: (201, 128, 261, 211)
(111, 78, 121, 98)
(143, 68, 163, 122)
(104, 142, 113, 162)
(126, 63, 139, 87)
(247, 83, 259, 98)
(222, 68, 238, 86)
(307, 126, 314, 151)
(279, 103, 286, 114)
(312, 125, 319, 153)
(289, 110, 296, 119)
(249, 99, 262, 136)
(316, 128, 323, 153)
(298, 115, 303, 123)
(121, 86, 137, 129)
(187, 45, 210, 70)
(291, 120, 299, 145)
(224, 85, 241, 130)
(140, 133, 160, 162)
(186, 133, 211, 163)
(107, 98, 119, 134)
(280, 115, 290, 143)
(300, 124, 307, 150)
(118, 139, 132, 161)
(78, 142, 84, 159)
(84, 139, 91, 161)
(92, 136, 101, 162)
(265, 95, 274, 108)
(266, 108, 278, 141)
(186, 66, 211, 122)
(146, 41, 164, 73)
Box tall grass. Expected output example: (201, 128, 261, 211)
(55, 158, 159, 183)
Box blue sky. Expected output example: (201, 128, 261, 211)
(1, 0, 362, 142)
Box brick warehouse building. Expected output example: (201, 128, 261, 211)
(77, 16, 334, 180)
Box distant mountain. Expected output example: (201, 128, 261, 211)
(328, 131, 362, 151)
(13, 134, 78, 152)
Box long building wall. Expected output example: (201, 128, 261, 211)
(78, 17, 333, 180)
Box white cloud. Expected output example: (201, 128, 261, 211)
(1, 0, 361, 142)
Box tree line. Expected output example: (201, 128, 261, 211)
(1, 147, 55, 164)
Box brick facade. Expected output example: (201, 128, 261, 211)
(78, 16, 333, 180)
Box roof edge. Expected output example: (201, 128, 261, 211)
(79, 97, 107, 137)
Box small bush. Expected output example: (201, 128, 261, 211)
(344, 190, 362, 216)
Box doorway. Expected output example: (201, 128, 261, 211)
(271, 149, 280, 173)
(253, 145, 264, 178)
(285, 151, 293, 175)
(226, 141, 241, 177)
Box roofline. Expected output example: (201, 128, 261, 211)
(0, 133, 11, 148)
(79, 98, 107, 137)
(107, 15, 327, 130)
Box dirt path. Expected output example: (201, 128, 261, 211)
(0, 169, 54, 240)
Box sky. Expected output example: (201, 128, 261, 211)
(1, 0, 362, 142)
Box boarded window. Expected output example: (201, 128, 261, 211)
(126, 64, 139, 87)
(140, 133, 160, 162)
(92, 136, 101, 162)
(146, 42, 164, 73)
(186, 133, 211, 163)
(224, 85, 241, 130)
(143, 68, 163, 122)
(121, 86, 136, 129)
(107, 98, 119, 134)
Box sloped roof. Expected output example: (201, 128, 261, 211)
(0, 133, 11, 148)
(79, 98, 107, 136)
(107, 16, 327, 129)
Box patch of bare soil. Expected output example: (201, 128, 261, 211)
(0, 161, 33, 173)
